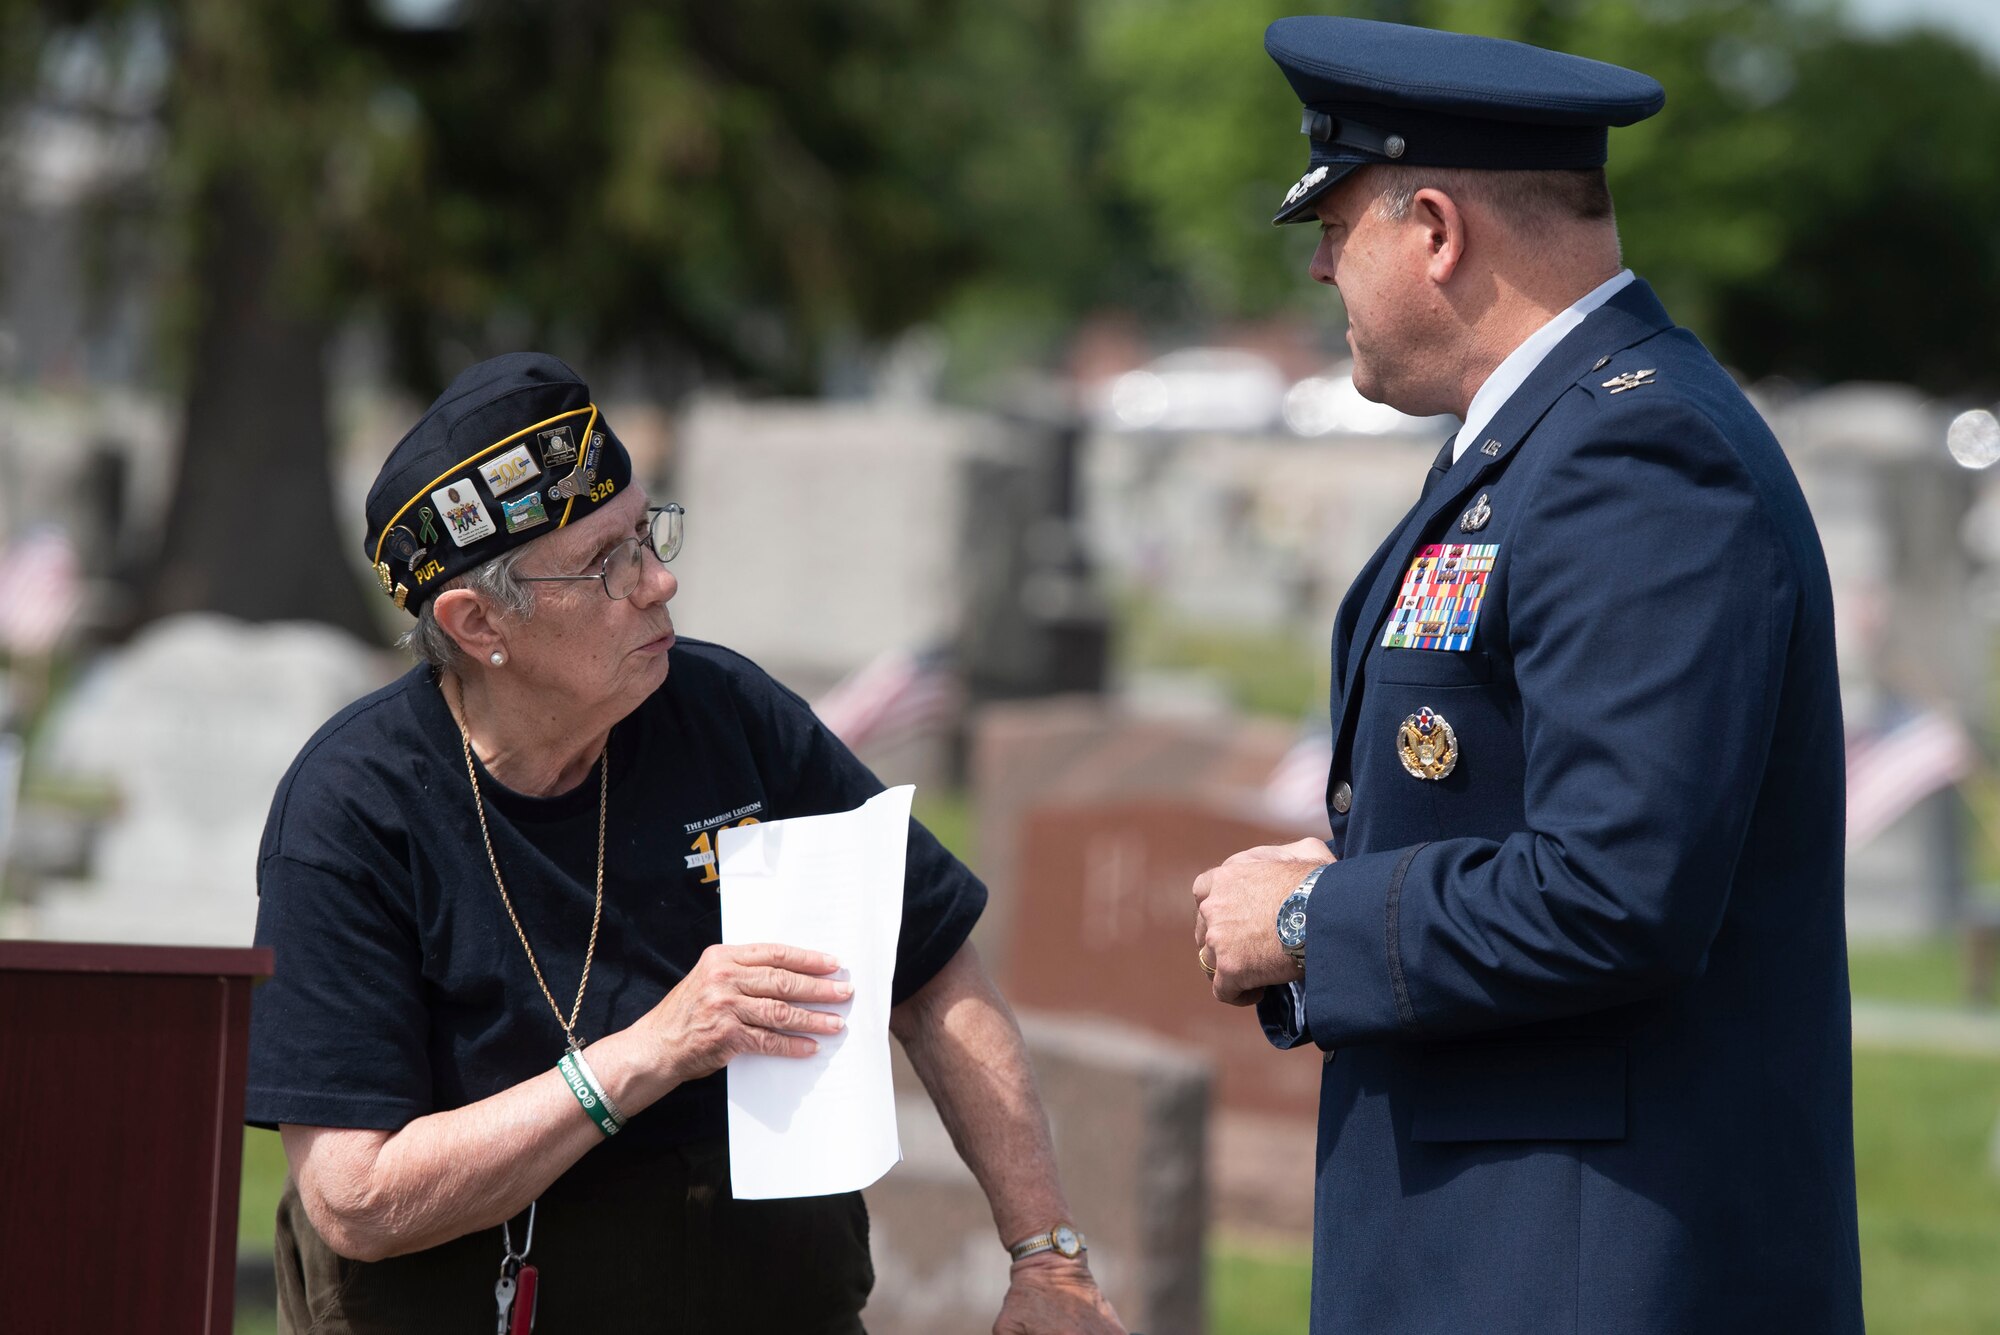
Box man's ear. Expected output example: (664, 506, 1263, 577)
(432, 587, 505, 663)
(1412, 186, 1467, 285)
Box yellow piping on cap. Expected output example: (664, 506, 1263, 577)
(556, 403, 600, 529)
(372, 404, 597, 568)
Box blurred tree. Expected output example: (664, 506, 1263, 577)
(2, 0, 1143, 634)
(5, 0, 1999, 638)
(1086, 0, 2000, 395)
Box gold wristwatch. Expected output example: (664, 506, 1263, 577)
(1007, 1222, 1086, 1262)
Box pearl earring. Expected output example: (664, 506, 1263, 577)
(489, 650, 505, 667)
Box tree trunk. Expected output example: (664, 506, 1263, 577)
(133, 174, 376, 640)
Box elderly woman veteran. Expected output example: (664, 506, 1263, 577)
(247, 353, 1121, 1335)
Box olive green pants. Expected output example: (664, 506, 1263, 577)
(274, 1141, 871, 1334)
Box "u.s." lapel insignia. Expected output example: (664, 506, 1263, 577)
(1397, 707, 1458, 780)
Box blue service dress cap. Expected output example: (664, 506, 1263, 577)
(1265, 16, 1665, 224)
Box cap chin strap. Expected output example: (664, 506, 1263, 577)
(1301, 109, 1406, 160)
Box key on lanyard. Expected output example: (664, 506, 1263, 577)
(494, 1256, 519, 1335)
(495, 1201, 539, 1334)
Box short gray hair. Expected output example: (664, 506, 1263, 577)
(1373, 166, 1614, 227)
(397, 545, 537, 671)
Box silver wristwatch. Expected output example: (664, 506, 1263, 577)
(1007, 1222, 1086, 1262)
(1278, 864, 1327, 966)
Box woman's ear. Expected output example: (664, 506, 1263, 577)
(431, 588, 505, 665)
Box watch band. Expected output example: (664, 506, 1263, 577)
(1007, 1223, 1087, 1261)
(1279, 863, 1327, 964)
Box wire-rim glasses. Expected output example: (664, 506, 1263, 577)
(518, 503, 684, 601)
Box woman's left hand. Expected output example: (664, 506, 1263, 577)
(994, 1254, 1126, 1335)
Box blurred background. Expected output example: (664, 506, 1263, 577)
(1, 0, 1998, 1330)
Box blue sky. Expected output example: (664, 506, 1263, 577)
(1845, 0, 2000, 63)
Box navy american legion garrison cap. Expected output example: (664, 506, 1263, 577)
(1266, 16, 1666, 224)
(363, 352, 634, 616)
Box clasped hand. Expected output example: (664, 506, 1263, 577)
(996, 1252, 1126, 1335)
(1193, 837, 1335, 1005)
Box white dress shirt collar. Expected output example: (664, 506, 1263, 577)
(1451, 269, 1635, 463)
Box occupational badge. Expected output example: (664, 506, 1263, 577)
(429, 479, 498, 547)
(1602, 368, 1657, 394)
(1381, 543, 1498, 650)
(1460, 493, 1491, 532)
(1397, 707, 1458, 780)
(374, 560, 393, 595)
(480, 443, 542, 497)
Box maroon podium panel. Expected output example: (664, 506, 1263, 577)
(997, 799, 1324, 1119)
(0, 941, 272, 1335)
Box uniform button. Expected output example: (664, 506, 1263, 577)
(1331, 780, 1353, 814)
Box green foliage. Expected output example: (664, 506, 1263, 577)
(10, 0, 2000, 398)
(1085, 0, 2000, 395)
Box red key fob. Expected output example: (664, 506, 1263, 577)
(508, 1264, 539, 1334)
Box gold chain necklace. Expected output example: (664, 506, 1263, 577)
(453, 703, 608, 1055)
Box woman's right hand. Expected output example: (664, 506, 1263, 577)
(642, 943, 852, 1086)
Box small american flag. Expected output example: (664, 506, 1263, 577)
(1264, 728, 1334, 826)
(811, 647, 960, 752)
(1845, 710, 1978, 850)
(0, 526, 82, 657)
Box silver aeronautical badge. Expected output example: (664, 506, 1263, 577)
(1397, 707, 1458, 781)
(1460, 493, 1491, 532)
(1283, 165, 1330, 208)
(1602, 368, 1658, 394)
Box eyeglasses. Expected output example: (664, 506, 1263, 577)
(518, 504, 685, 601)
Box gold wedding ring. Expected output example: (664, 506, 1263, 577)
(1197, 946, 1217, 977)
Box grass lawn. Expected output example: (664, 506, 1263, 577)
(1849, 935, 1983, 1009)
(1852, 1048, 2000, 1335)
(1205, 1048, 2000, 1335)
(1116, 596, 1325, 721)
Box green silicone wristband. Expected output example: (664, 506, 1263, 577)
(568, 1048, 627, 1125)
(557, 1051, 622, 1137)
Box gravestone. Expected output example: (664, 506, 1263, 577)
(997, 799, 1323, 1121)
(667, 400, 1008, 684)
(21, 613, 392, 945)
(863, 1011, 1209, 1335)
(968, 697, 1315, 977)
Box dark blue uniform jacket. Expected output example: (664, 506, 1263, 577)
(1259, 279, 1864, 1334)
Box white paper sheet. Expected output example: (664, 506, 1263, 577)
(719, 784, 911, 1199)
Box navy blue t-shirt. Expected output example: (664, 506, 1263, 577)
(246, 639, 984, 1194)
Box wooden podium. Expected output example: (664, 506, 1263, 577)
(0, 940, 273, 1335)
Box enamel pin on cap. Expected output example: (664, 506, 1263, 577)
(1398, 707, 1459, 780)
